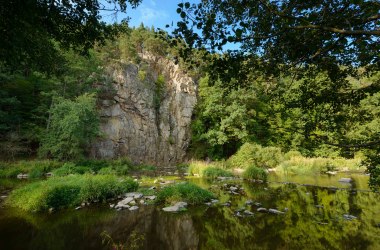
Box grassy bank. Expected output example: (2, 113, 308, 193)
(188, 143, 364, 176)
(6, 175, 138, 211)
(0, 158, 156, 179)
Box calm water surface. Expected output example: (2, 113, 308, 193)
(0, 173, 379, 250)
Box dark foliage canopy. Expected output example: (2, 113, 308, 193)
(0, 0, 141, 74)
(174, 0, 380, 77)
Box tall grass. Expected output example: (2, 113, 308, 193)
(156, 182, 214, 205)
(0, 160, 63, 178)
(6, 175, 138, 211)
(202, 167, 234, 179)
(242, 165, 268, 181)
(277, 156, 363, 175)
(188, 161, 232, 177)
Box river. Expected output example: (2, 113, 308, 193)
(0, 173, 379, 250)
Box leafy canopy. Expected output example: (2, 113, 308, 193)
(0, 0, 141, 74)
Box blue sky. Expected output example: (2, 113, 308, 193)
(101, 0, 198, 31)
(100, 0, 238, 51)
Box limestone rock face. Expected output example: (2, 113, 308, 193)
(91, 53, 197, 166)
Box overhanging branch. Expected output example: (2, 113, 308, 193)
(289, 25, 380, 36)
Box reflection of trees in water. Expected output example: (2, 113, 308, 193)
(192, 182, 379, 250)
(1, 181, 379, 250)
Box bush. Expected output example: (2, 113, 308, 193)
(284, 150, 303, 160)
(39, 93, 100, 160)
(227, 143, 283, 169)
(6, 175, 138, 211)
(156, 182, 214, 205)
(202, 167, 233, 179)
(242, 165, 268, 181)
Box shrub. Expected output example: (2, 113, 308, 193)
(202, 167, 233, 179)
(39, 93, 100, 160)
(6, 175, 138, 211)
(284, 150, 303, 160)
(256, 146, 284, 168)
(243, 165, 268, 181)
(227, 143, 262, 169)
(156, 182, 214, 205)
(227, 143, 283, 169)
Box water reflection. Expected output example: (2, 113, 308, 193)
(0, 174, 380, 250)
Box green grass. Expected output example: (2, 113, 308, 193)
(6, 175, 138, 212)
(202, 167, 234, 179)
(276, 156, 363, 175)
(0, 160, 64, 178)
(188, 161, 231, 177)
(156, 182, 214, 205)
(242, 165, 268, 181)
(0, 158, 158, 179)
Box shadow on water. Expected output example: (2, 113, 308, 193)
(0, 174, 380, 250)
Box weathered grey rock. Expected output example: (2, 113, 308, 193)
(257, 208, 268, 213)
(0, 195, 7, 199)
(162, 202, 188, 212)
(145, 195, 156, 200)
(245, 200, 253, 205)
(339, 178, 352, 183)
(110, 204, 115, 208)
(118, 197, 134, 206)
(115, 204, 130, 209)
(254, 202, 262, 207)
(268, 209, 285, 215)
(244, 210, 254, 216)
(230, 186, 238, 191)
(315, 205, 324, 208)
(211, 199, 219, 204)
(205, 202, 212, 206)
(129, 206, 139, 211)
(343, 214, 357, 220)
(17, 173, 29, 179)
(129, 200, 137, 206)
(75, 206, 81, 210)
(222, 202, 231, 207)
(91, 52, 197, 166)
(125, 192, 143, 199)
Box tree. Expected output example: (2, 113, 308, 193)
(39, 93, 99, 160)
(174, 0, 380, 188)
(0, 0, 142, 74)
(174, 0, 379, 76)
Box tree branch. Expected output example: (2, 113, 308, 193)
(289, 25, 380, 36)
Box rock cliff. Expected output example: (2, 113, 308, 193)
(91, 53, 197, 166)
